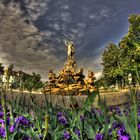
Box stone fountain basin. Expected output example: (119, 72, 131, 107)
(1, 89, 140, 109)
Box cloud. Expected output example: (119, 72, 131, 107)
(61, 5, 69, 10)
(38, 0, 117, 58)
(0, 0, 140, 81)
(77, 53, 103, 79)
(0, 2, 59, 78)
(24, 0, 50, 21)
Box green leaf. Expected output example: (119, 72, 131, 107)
(84, 91, 98, 107)
(84, 121, 96, 139)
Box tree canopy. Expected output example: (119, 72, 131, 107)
(101, 14, 140, 88)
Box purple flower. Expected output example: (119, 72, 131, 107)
(0, 112, 4, 118)
(57, 113, 67, 125)
(64, 130, 71, 139)
(57, 112, 63, 118)
(15, 116, 23, 123)
(119, 135, 130, 140)
(91, 108, 96, 115)
(58, 115, 67, 125)
(38, 134, 43, 139)
(118, 128, 125, 136)
(123, 109, 128, 116)
(112, 122, 124, 130)
(80, 115, 85, 121)
(115, 107, 122, 116)
(0, 127, 5, 138)
(96, 108, 102, 116)
(22, 136, 32, 140)
(10, 125, 15, 133)
(0, 106, 2, 111)
(108, 129, 113, 136)
(105, 117, 110, 123)
(75, 128, 80, 137)
(117, 124, 126, 139)
(138, 123, 140, 132)
(15, 116, 30, 127)
(138, 108, 140, 116)
(95, 133, 104, 140)
(6, 112, 10, 116)
(7, 116, 10, 126)
(0, 119, 4, 124)
(109, 106, 114, 112)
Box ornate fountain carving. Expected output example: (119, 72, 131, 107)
(42, 40, 96, 95)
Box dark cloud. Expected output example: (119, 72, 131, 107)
(0, 2, 58, 79)
(0, 0, 140, 79)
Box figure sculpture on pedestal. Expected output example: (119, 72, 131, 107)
(65, 40, 74, 59)
(75, 68, 85, 85)
(48, 69, 57, 87)
(64, 40, 76, 73)
(86, 70, 96, 91)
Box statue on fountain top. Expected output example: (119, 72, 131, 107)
(65, 40, 74, 59)
(64, 40, 76, 73)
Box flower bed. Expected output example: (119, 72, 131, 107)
(0, 101, 139, 140)
(0, 90, 139, 140)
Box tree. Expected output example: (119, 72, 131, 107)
(101, 14, 140, 88)
(119, 14, 140, 85)
(23, 72, 43, 93)
(8, 64, 14, 76)
(102, 43, 124, 88)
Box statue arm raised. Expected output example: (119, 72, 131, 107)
(65, 40, 73, 47)
(64, 40, 68, 46)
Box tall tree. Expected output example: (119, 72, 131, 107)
(101, 14, 140, 88)
(24, 72, 43, 93)
(119, 14, 140, 85)
(102, 43, 123, 88)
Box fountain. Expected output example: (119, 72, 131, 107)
(42, 40, 96, 95)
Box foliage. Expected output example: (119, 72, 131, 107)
(0, 88, 139, 140)
(22, 72, 43, 92)
(102, 14, 140, 88)
(102, 43, 124, 88)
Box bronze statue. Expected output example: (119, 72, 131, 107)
(65, 40, 74, 59)
(75, 68, 85, 85)
(56, 69, 66, 84)
(64, 40, 76, 73)
(87, 70, 96, 86)
(48, 69, 57, 86)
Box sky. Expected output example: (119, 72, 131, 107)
(0, 0, 140, 80)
